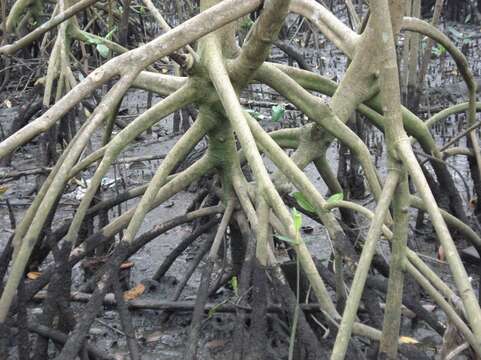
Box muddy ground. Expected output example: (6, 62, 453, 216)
(1, 8, 481, 359)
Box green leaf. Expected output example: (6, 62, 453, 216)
(207, 303, 221, 319)
(448, 26, 464, 39)
(246, 109, 264, 121)
(241, 16, 254, 31)
(327, 192, 343, 204)
(271, 104, 285, 122)
(292, 192, 316, 213)
(96, 44, 110, 58)
(85, 34, 102, 45)
(105, 27, 117, 40)
(291, 208, 302, 232)
(275, 234, 298, 245)
(230, 276, 238, 297)
(432, 44, 446, 56)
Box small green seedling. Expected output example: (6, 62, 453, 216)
(230, 275, 239, 297)
(432, 44, 446, 57)
(274, 208, 303, 246)
(327, 192, 343, 204)
(84, 27, 117, 59)
(271, 104, 285, 122)
(292, 191, 316, 213)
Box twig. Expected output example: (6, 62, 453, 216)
(26, 323, 115, 360)
(32, 291, 336, 313)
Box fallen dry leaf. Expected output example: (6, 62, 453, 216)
(144, 331, 163, 343)
(469, 198, 477, 209)
(27, 271, 41, 280)
(437, 245, 446, 262)
(206, 339, 225, 350)
(399, 336, 419, 345)
(123, 283, 145, 301)
(422, 304, 437, 312)
(120, 261, 134, 270)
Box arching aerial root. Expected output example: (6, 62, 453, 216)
(0, 0, 481, 359)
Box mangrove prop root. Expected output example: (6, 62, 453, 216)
(1, 0, 481, 358)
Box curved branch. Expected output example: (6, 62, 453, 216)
(332, 171, 400, 359)
(268, 127, 301, 148)
(0, 62, 122, 158)
(204, 35, 338, 317)
(410, 195, 481, 247)
(402, 17, 481, 185)
(425, 102, 481, 129)
(0, 74, 136, 322)
(274, 62, 469, 223)
(17, 156, 217, 311)
(141, 0, 196, 56)
(401, 17, 477, 95)
(272, 63, 437, 152)
(326, 198, 480, 355)
(0, 0, 263, 158)
(230, 0, 291, 84)
(384, 4, 481, 350)
(405, 262, 481, 357)
(132, 72, 187, 96)
(70, 26, 129, 55)
(442, 147, 474, 159)
(289, 0, 359, 57)
(113, 114, 211, 246)
(1, 0, 100, 54)
(398, 138, 481, 334)
(436, 117, 481, 166)
(255, 63, 383, 202)
(247, 114, 356, 260)
(205, 37, 290, 226)
(63, 84, 200, 252)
